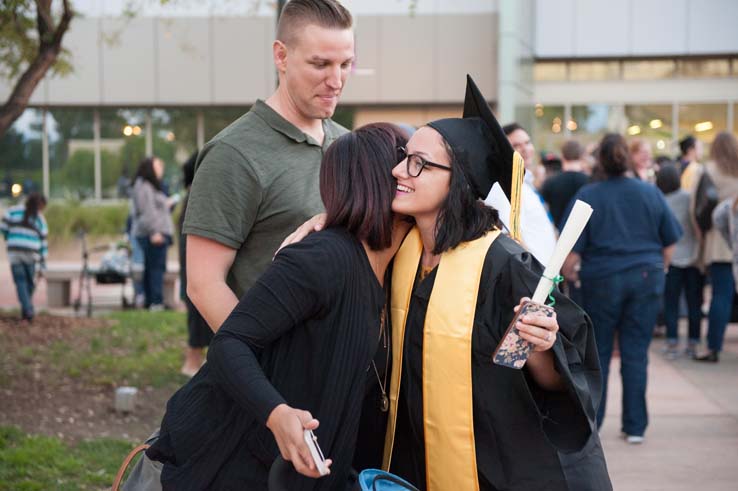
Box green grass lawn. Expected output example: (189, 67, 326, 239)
(0, 426, 136, 491)
(0, 310, 190, 490)
(59, 310, 188, 388)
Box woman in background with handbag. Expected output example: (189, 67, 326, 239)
(694, 131, 738, 362)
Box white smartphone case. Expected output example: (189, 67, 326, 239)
(303, 429, 329, 476)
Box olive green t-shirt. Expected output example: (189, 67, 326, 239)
(183, 100, 348, 298)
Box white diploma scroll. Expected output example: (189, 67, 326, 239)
(531, 200, 593, 304)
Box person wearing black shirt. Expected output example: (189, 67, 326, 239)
(540, 140, 589, 230)
(145, 124, 409, 491)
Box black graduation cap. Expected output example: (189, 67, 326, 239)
(427, 75, 517, 200)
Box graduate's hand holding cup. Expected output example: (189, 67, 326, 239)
(266, 403, 332, 478)
(513, 297, 558, 352)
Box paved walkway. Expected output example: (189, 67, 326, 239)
(600, 330, 738, 490)
(2, 261, 737, 489)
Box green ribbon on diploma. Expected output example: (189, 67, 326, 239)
(544, 274, 564, 307)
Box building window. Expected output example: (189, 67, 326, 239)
(204, 107, 249, 142)
(532, 105, 566, 154)
(678, 58, 731, 78)
(47, 109, 95, 200)
(570, 104, 619, 144)
(624, 105, 674, 156)
(0, 109, 43, 199)
(151, 108, 199, 194)
(99, 108, 148, 199)
(678, 103, 728, 154)
(533, 62, 567, 82)
(569, 61, 620, 81)
(622, 60, 677, 80)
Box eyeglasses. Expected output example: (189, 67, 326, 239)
(397, 146, 452, 177)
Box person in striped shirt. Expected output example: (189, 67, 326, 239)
(1, 193, 48, 322)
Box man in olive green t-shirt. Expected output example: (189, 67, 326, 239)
(181, 0, 354, 373)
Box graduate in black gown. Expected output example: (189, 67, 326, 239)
(382, 76, 612, 491)
(146, 124, 409, 490)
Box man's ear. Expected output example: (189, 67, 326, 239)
(273, 40, 288, 74)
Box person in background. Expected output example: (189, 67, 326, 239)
(1, 192, 48, 323)
(541, 139, 590, 231)
(656, 163, 702, 359)
(178, 152, 213, 377)
(679, 135, 704, 191)
(485, 123, 557, 266)
(562, 133, 682, 444)
(629, 138, 656, 183)
(131, 157, 174, 311)
(694, 131, 738, 363)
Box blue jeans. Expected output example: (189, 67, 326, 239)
(664, 266, 703, 343)
(581, 265, 665, 437)
(137, 236, 169, 307)
(11, 262, 36, 319)
(129, 233, 145, 298)
(707, 262, 735, 352)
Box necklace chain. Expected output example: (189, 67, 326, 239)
(371, 304, 390, 412)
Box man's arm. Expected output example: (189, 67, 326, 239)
(186, 234, 239, 332)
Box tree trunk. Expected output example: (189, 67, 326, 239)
(0, 47, 59, 137)
(0, 0, 72, 138)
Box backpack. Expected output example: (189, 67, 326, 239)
(694, 170, 719, 233)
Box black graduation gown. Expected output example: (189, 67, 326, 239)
(390, 235, 612, 491)
(147, 228, 387, 491)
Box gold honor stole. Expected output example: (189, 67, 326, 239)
(383, 227, 501, 491)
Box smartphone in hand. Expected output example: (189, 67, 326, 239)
(303, 429, 329, 476)
(492, 301, 555, 369)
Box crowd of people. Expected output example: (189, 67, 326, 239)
(3, 0, 736, 490)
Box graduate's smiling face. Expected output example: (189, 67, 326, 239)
(391, 126, 452, 220)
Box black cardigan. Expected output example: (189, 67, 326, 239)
(148, 228, 386, 490)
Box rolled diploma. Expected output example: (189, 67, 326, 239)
(531, 200, 593, 304)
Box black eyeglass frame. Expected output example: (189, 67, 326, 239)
(397, 146, 452, 177)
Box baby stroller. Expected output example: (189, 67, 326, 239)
(73, 230, 133, 317)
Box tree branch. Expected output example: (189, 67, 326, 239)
(0, 0, 75, 137)
(34, 0, 54, 42)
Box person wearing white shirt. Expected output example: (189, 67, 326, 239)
(485, 123, 557, 266)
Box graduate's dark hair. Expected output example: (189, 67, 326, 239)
(321, 123, 407, 250)
(134, 157, 162, 191)
(432, 135, 502, 255)
(597, 133, 630, 178)
(655, 162, 680, 195)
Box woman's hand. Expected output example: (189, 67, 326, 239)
(275, 213, 327, 257)
(266, 404, 332, 478)
(150, 232, 165, 246)
(513, 297, 559, 352)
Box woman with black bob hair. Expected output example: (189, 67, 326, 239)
(144, 123, 410, 490)
(382, 76, 611, 490)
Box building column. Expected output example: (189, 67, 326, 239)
(41, 109, 49, 198)
(196, 110, 205, 149)
(145, 111, 153, 156)
(727, 101, 734, 135)
(93, 109, 101, 201)
(497, 0, 535, 127)
(672, 102, 680, 149)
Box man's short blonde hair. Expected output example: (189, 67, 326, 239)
(276, 0, 353, 46)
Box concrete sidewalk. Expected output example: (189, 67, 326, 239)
(600, 330, 738, 490)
